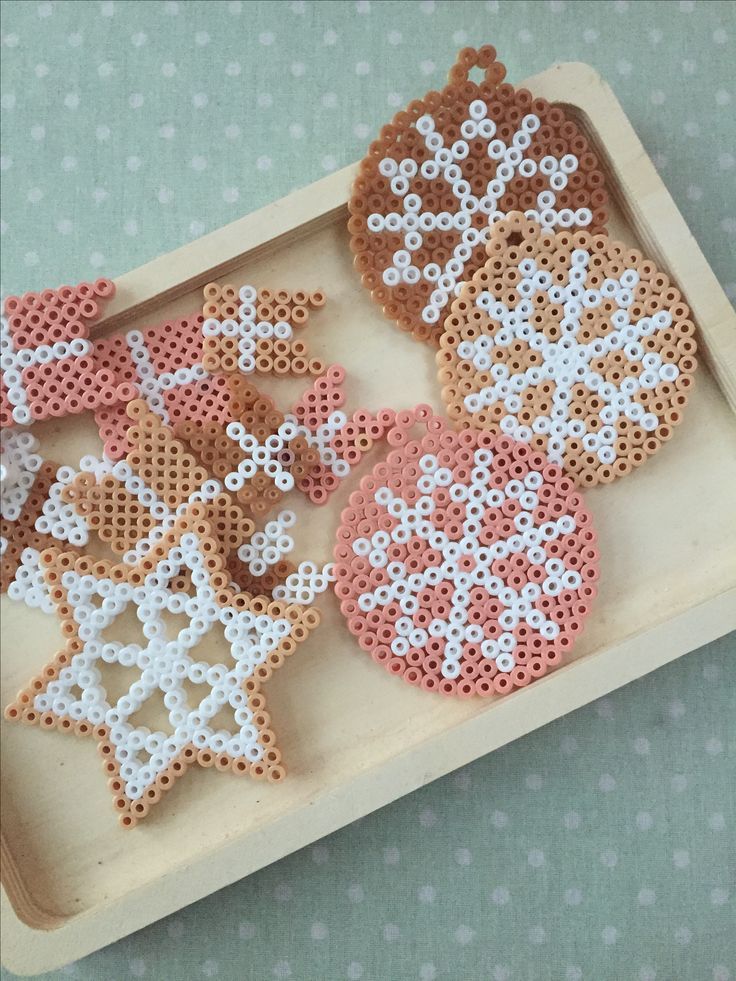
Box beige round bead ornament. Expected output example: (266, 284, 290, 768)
(348, 45, 609, 346)
(436, 213, 698, 487)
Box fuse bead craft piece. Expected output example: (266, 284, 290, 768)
(348, 45, 608, 346)
(201, 284, 327, 377)
(1, 279, 122, 427)
(273, 561, 337, 606)
(287, 365, 397, 505)
(63, 400, 255, 571)
(92, 312, 233, 460)
(334, 428, 598, 696)
(177, 375, 321, 516)
(4, 507, 321, 827)
(437, 213, 698, 486)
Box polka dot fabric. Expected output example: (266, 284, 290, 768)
(334, 426, 598, 695)
(0, 2, 733, 979)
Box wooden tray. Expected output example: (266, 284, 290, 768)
(2, 62, 735, 976)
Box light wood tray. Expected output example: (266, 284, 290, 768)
(2, 62, 735, 976)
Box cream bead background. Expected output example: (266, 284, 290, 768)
(1, 1, 734, 979)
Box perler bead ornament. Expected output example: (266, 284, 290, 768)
(201, 284, 327, 377)
(436, 213, 698, 486)
(92, 312, 234, 460)
(1, 279, 124, 427)
(4, 505, 321, 827)
(348, 45, 608, 345)
(333, 426, 599, 696)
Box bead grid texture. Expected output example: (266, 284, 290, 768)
(1, 278, 122, 427)
(334, 418, 599, 696)
(437, 213, 698, 486)
(349, 46, 608, 345)
(201, 282, 327, 376)
(4, 506, 321, 827)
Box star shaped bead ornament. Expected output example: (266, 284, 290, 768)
(4, 507, 320, 827)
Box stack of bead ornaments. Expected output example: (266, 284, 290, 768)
(348, 45, 608, 345)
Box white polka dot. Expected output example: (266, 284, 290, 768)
(24, 251, 39, 266)
(291, 0, 305, 12)
(453, 30, 468, 45)
(35, 63, 49, 78)
(638, 887, 656, 906)
(682, 59, 697, 74)
(3, 35, 19, 48)
(528, 925, 546, 944)
(157, 187, 173, 205)
(491, 886, 509, 905)
(195, 30, 210, 45)
(190, 156, 208, 172)
(229, 0, 241, 11)
(161, 63, 177, 77)
(602, 926, 618, 945)
(347, 883, 364, 902)
(703, 662, 721, 679)
(710, 887, 729, 906)
(679, 0, 694, 9)
(130, 959, 146, 977)
(713, 968, 731, 981)
(164, 0, 179, 13)
(274, 883, 292, 902)
(454, 924, 475, 945)
(650, 90, 666, 105)
(674, 926, 692, 945)
(272, 963, 291, 980)
(687, 185, 703, 201)
(126, 156, 142, 172)
(159, 123, 175, 139)
(129, 93, 144, 109)
(721, 218, 736, 235)
(64, 92, 80, 109)
(649, 28, 662, 45)
(595, 698, 615, 719)
(37, 1, 52, 15)
(98, 62, 113, 77)
(633, 737, 650, 755)
(356, 0, 370, 11)
(617, 60, 632, 76)
(383, 846, 400, 865)
(131, 32, 147, 47)
(192, 93, 208, 108)
(67, 32, 82, 46)
(584, 29, 598, 43)
(321, 155, 337, 172)
(636, 811, 654, 831)
(31, 124, 46, 140)
(259, 32, 275, 45)
(383, 923, 399, 942)
(490, 810, 508, 829)
(492, 968, 510, 981)
(454, 770, 472, 791)
(639, 969, 656, 981)
(355, 62, 370, 76)
(599, 773, 617, 791)
(322, 92, 338, 109)
(310, 922, 328, 940)
(600, 849, 618, 869)
(256, 155, 272, 172)
(291, 62, 305, 77)
(418, 884, 436, 903)
(419, 808, 437, 828)
(167, 920, 184, 939)
(238, 921, 255, 940)
(189, 220, 204, 237)
(225, 62, 241, 77)
(525, 773, 543, 790)
(201, 961, 218, 977)
(0, 156, 11, 171)
(564, 887, 583, 906)
(257, 92, 273, 108)
(289, 123, 305, 139)
(653, 152, 668, 170)
(387, 30, 402, 45)
(564, 811, 581, 830)
(387, 93, 402, 107)
(528, 849, 545, 868)
(420, 60, 436, 76)
(323, 29, 337, 45)
(455, 847, 472, 866)
(100, 1, 114, 15)
(706, 736, 724, 754)
(684, 120, 700, 137)
(347, 963, 364, 981)
(420, 0, 435, 11)
(615, 0, 628, 9)
(671, 774, 687, 792)
(123, 219, 138, 237)
(0, 218, 7, 235)
(224, 124, 240, 140)
(560, 735, 578, 754)
(673, 849, 690, 869)
(419, 966, 436, 981)
(92, 187, 109, 203)
(713, 27, 728, 44)
(27, 187, 44, 204)
(668, 699, 686, 719)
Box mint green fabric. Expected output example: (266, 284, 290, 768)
(1, 1, 734, 979)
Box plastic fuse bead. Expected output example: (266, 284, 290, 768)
(92, 312, 235, 460)
(436, 212, 698, 486)
(1, 278, 123, 427)
(348, 45, 608, 346)
(201, 283, 327, 377)
(3, 506, 321, 827)
(333, 422, 599, 697)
